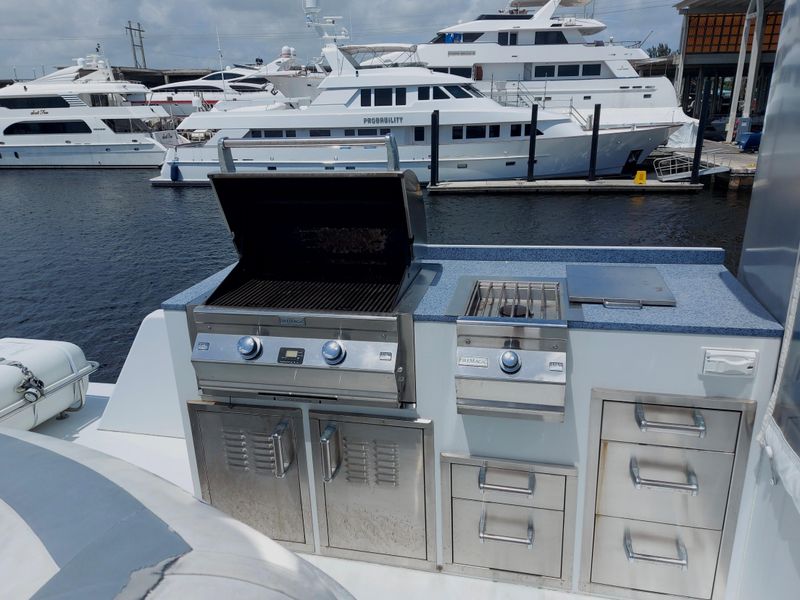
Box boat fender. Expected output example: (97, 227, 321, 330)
(170, 161, 182, 182)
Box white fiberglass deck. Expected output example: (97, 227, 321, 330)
(34, 383, 592, 600)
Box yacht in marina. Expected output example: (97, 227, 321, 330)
(0, 55, 175, 168)
(151, 43, 675, 186)
(371, 0, 695, 144)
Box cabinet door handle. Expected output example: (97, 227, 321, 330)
(479, 509, 534, 548)
(624, 528, 688, 570)
(629, 457, 699, 496)
(270, 419, 293, 479)
(478, 466, 536, 496)
(635, 403, 707, 438)
(320, 424, 340, 483)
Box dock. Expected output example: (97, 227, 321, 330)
(650, 140, 758, 189)
(426, 178, 703, 195)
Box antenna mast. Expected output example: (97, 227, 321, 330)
(125, 21, 147, 68)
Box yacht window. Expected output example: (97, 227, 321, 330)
(534, 65, 555, 78)
(361, 89, 372, 107)
(523, 63, 533, 80)
(239, 77, 268, 85)
(358, 128, 378, 136)
(498, 32, 509, 46)
(466, 125, 486, 139)
(4, 120, 92, 135)
(102, 119, 150, 134)
(465, 85, 484, 98)
(510, 32, 518, 45)
(445, 85, 470, 99)
(557, 65, 580, 77)
(344, 129, 356, 136)
(582, 64, 602, 77)
(418, 86, 430, 101)
(202, 72, 241, 80)
(262, 130, 282, 138)
(250, 130, 262, 138)
(510, 124, 522, 136)
(285, 129, 296, 137)
(433, 87, 449, 100)
(310, 129, 331, 137)
(452, 126, 464, 140)
(395, 88, 407, 106)
(230, 84, 262, 92)
(0, 96, 70, 109)
(380, 128, 391, 135)
(432, 67, 449, 74)
(535, 31, 567, 45)
(90, 94, 110, 107)
(430, 33, 446, 44)
(450, 68, 472, 78)
(524, 124, 543, 136)
(414, 126, 425, 141)
(463, 33, 482, 43)
(374, 88, 393, 106)
(489, 124, 500, 138)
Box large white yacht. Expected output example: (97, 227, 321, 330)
(0, 55, 173, 168)
(151, 44, 675, 185)
(372, 0, 694, 143)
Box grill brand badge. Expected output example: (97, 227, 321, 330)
(459, 356, 489, 368)
(279, 316, 306, 327)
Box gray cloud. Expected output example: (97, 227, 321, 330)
(0, 0, 683, 79)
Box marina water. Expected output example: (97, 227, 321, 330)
(0, 170, 749, 381)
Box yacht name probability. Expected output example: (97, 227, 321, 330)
(363, 116, 404, 125)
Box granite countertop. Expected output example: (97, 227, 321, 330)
(163, 246, 783, 338)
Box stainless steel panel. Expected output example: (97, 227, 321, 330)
(602, 400, 740, 452)
(567, 265, 676, 307)
(311, 413, 431, 562)
(452, 499, 563, 578)
(597, 441, 734, 530)
(450, 464, 565, 510)
(591, 515, 722, 599)
(188, 402, 313, 551)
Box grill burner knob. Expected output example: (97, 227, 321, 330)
(237, 336, 262, 360)
(322, 340, 346, 365)
(500, 350, 521, 374)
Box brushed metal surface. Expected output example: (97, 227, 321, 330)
(188, 403, 312, 550)
(567, 264, 676, 307)
(451, 464, 565, 510)
(452, 498, 563, 578)
(591, 515, 722, 599)
(601, 401, 740, 452)
(311, 414, 430, 561)
(597, 441, 734, 530)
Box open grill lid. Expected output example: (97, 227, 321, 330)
(205, 171, 426, 311)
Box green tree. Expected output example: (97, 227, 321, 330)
(646, 43, 673, 58)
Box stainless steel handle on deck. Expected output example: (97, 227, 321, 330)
(320, 424, 340, 483)
(624, 529, 688, 570)
(479, 510, 534, 548)
(270, 420, 293, 479)
(635, 403, 707, 438)
(478, 466, 536, 496)
(629, 457, 699, 496)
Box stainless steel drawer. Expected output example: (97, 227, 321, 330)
(451, 464, 565, 510)
(597, 441, 734, 529)
(592, 515, 722, 599)
(601, 401, 740, 452)
(452, 498, 563, 578)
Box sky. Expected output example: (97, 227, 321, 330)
(0, 0, 683, 79)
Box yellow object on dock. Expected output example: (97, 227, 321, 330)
(634, 170, 647, 185)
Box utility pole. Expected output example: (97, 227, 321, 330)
(125, 21, 147, 68)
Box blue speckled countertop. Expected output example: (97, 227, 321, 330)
(163, 245, 782, 338)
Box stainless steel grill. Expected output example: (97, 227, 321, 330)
(209, 279, 401, 313)
(465, 280, 563, 320)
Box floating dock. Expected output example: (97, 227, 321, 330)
(427, 178, 703, 195)
(650, 140, 758, 189)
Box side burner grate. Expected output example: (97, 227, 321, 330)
(464, 280, 562, 320)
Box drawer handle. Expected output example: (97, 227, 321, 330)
(320, 424, 341, 483)
(479, 509, 534, 549)
(629, 457, 699, 496)
(478, 466, 536, 496)
(624, 528, 688, 570)
(635, 403, 707, 438)
(270, 419, 294, 479)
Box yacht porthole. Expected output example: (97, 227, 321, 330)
(105, 148, 111, 152)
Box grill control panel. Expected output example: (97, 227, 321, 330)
(278, 347, 305, 365)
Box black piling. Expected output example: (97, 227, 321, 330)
(527, 103, 539, 182)
(691, 80, 712, 184)
(588, 104, 601, 181)
(430, 110, 440, 187)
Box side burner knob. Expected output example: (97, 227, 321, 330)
(322, 340, 346, 365)
(237, 336, 262, 360)
(500, 350, 521, 374)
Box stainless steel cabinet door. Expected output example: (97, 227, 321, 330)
(312, 416, 428, 560)
(192, 405, 308, 545)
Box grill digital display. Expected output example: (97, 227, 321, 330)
(278, 347, 305, 365)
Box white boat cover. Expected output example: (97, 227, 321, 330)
(0, 428, 354, 599)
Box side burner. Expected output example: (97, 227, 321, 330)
(464, 280, 564, 321)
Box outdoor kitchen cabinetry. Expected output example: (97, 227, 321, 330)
(310, 412, 436, 568)
(188, 401, 314, 552)
(581, 389, 754, 600)
(441, 454, 578, 588)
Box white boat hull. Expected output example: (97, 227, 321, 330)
(0, 140, 166, 168)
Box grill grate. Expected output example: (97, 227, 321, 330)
(209, 278, 400, 313)
(465, 280, 562, 320)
